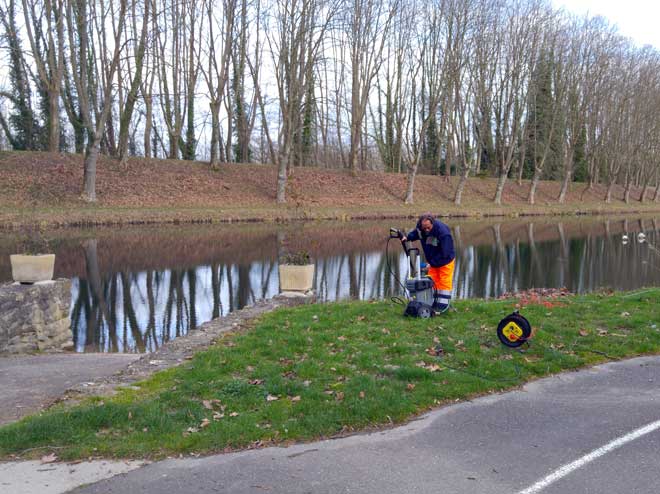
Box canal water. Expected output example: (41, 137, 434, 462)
(1, 215, 658, 353)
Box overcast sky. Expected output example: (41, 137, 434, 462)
(552, 0, 660, 49)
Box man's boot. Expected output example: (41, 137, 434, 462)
(432, 290, 451, 314)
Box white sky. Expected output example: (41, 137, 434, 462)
(552, 0, 660, 49)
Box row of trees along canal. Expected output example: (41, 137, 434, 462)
(1, 0, 659, 205)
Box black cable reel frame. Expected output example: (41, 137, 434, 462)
(496, 310, 533, 348)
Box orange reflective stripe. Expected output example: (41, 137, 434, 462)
(427, 259, 455, 292)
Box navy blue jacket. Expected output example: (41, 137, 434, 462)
(406, 219, 455, 267)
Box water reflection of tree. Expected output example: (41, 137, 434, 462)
(121, 272, 145, 353)
(84, 240, 116, 351)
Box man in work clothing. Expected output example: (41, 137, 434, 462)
(401, 213, 456, 313)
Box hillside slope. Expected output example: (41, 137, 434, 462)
(0, 151, 657, 226)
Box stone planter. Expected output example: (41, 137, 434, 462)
(10, 254, 56, 284)
(279, 264, 315, 292)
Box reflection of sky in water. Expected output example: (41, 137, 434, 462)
(65, 221, 659, 353)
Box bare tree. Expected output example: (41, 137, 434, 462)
(66, 0, 128, 201)
(371, 0, 413, 174)
(403, 0, 448, 204)
(259, 0, 336, 202)
(199, 0, 237, 169)
(21, 0, 65, 151)
(117, 0, 151, 164)
(491, 0, 544, 205)
(556, 16, 594, 203)
(346, 0, 397, 172)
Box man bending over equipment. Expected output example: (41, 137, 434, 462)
(401, 213, 456, 313)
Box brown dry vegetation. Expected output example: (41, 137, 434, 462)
(1, 151, 658, 227)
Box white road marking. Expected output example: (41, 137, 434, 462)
(517, 419, 660, 494)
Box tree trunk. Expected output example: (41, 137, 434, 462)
(349, 108, 361, 172)
(48, 91, 60, 152)
(493, 173, 507, 205)
(623, 182, 631, 204)
(210, 100, 221, 170)
(528, 170, 541, 205)
(276, 141, 290, 203)
(639, 179, 650, 203)
(639, 183, 649, 204)
(144, 94, 153, 158)
(404, 161, 418, 204)
(118, 1, 149, 164)
(558, 146, 573, 204)
(605, 182, 615, 203)
(558, 169, 571, 204)
(453, 170, 468, 205)
(82, 140, 101, 202)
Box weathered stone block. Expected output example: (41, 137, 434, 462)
(0, 279, 72, 354)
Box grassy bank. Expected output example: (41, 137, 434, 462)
(1, 151, 659, 228)
(1, 288, 658, 460)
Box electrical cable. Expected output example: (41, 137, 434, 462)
(384, 236, 410, 301)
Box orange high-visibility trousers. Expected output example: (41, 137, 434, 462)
(427, 259, 455, 292)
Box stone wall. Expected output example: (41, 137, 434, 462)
(0, 279, 73, 354)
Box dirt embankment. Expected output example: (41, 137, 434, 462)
(1, 151, 658, 227)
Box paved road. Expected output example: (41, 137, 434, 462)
(67, 355, 660, 494)
(0, 354, 140, 425)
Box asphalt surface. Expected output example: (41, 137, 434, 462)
(65, 355, 660, 494)
(0, 353, 141, 425)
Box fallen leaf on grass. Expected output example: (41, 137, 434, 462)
(335, 391, 345, 401)
(249, 379, 264, 385)
(290, 395, 301, 402)
(212, 412, 224, 421)
(200, 418, 211, 428)
(184, 427, 199, 436)
(359, 391, 365, 399)
(579, 329, 589, 337)
(229, 412, 239, 417)
(266, 394, 279, 402)
(202, 399, 222, 410)
(406, 383, 416, 391)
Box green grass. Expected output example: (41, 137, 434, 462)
(1, 288, 659, 460)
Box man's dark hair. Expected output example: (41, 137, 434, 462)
(418, 213, 435, 224)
